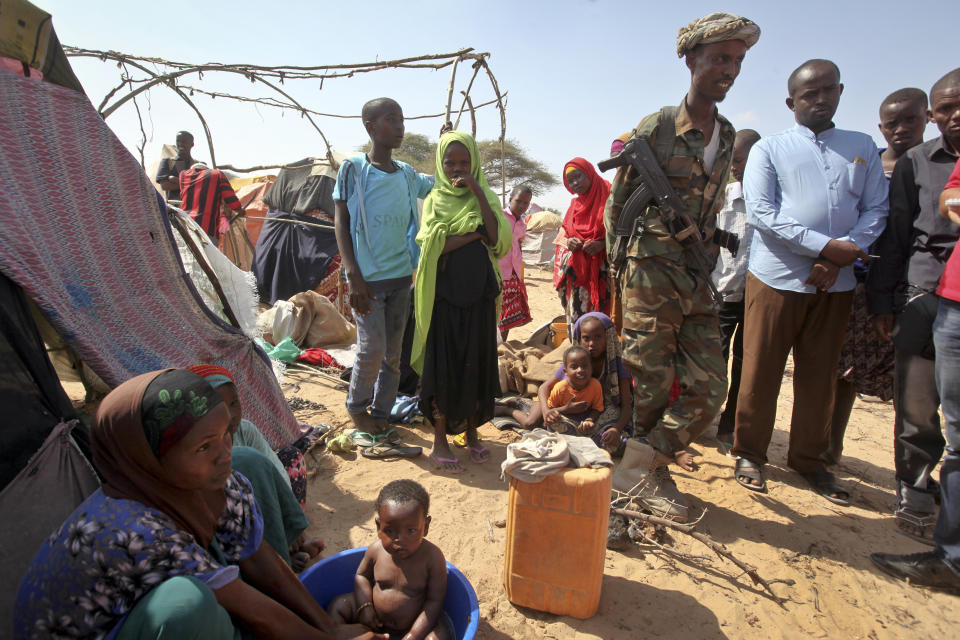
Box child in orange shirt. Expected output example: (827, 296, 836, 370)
(546, 345, 604, 434)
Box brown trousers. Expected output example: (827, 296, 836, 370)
(732, 273, 853, 473)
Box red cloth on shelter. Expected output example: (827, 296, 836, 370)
(179, 168, 242, 240)
(559, 158, 610, 309)
(297, 348, 343, 369)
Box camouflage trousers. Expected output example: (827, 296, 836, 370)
(619, 255, 727, 455)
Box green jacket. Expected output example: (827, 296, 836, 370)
(604, 97, 735, 263)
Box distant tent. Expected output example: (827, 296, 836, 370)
(522, 210, 563, 266)
(252, 157, 345, 308)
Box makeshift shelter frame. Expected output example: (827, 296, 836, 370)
(64, 46, 512, 204)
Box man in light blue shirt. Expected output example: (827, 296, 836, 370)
(731, 60, 888, 503)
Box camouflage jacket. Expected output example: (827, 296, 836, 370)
(604, 98, 735, 263)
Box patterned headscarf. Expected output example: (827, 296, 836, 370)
(142, 370, 223, 456)
(187, 363, 235, 389)
(676, 12, 760, 58)
(572, 312, 623, 405)
(93, 369, 227, 547)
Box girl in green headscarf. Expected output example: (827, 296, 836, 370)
(413, 131, 512, 473)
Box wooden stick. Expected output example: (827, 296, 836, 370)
(613, 507, 787, 607)
(285, 362, 348, 388)
(453, 60, 484, 129)
(443, 54, 463, 126)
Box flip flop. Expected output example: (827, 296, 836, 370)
(495, 396, 530, 411)
(734, 458, 766, 492)
(716, 434, 735, 457)
(360, 443, 422, 460)
(491, 416, 522, 431)
(429, 452, 465, 474)
(801, 470, 850, 505)
(349, 431, 377, 447)
(377, 428, 402, 445)
(468, 445, 490, 464)
(894, 508, 937, 546)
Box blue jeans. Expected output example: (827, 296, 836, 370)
(346, 283, 411, 420)
(933, 297, 960, 570)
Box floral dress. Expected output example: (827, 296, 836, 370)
(14, 472, 263, 640)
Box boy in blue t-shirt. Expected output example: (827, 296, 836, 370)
(333, 98, 433, 442)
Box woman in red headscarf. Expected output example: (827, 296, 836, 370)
(554, 157, 612, 329)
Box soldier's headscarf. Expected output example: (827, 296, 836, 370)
(676, 12, 760, 58)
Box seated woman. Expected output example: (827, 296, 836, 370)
(14, 369, 382, 640)
(188, 364, 324, 571)
(496, 312, 632, 452)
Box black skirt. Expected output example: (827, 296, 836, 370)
(419, 238, 501, 432)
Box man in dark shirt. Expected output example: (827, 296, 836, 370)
(155, 131, 195, 200)
(867, 67, 960, 543)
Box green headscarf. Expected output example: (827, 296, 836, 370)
(411, 130, 512, 374)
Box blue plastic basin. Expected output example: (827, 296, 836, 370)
(299, 546, 479, 640)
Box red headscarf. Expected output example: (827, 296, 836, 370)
(559, 158, 611, 309)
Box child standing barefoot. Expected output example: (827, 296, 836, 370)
(498, 185, 534, 341)
(412, 131, 511, 473)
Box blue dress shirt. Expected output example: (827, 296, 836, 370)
(744, 124, 889, 293)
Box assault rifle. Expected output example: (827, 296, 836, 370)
(599, 136, 724, 307)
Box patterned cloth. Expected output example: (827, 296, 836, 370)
(499, 272, 532, 331)
(179, 167, 242, 241)
(837, 280, 894, 400)
(0, 71, 299, 449)
(14, 473, 263, 640)
(606, 101, 734, 456)
(675, 11, 760, 57)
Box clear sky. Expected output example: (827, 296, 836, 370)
(41, 0, 956, 211)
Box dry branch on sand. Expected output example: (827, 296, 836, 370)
(612, 502, 791, 608)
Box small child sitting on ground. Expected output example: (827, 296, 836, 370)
(545, 345, 604, 434)
(329, 480, 451, 640)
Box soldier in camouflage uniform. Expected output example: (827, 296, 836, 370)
(606, 12, 760, 521)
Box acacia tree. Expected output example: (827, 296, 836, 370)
(478, 138, 557, 197)
(361, 134, 558, 197)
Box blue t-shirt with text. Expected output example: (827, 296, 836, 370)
(333, 155, 433, 282)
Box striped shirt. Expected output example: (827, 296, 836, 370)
(179, 168, 242, 239)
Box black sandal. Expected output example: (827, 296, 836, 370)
(735, 458, 766, 492)
(801, 470, 850, 505)
(896, 508, 937, 547)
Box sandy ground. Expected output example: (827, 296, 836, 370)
(278, 265, 959, 640)
(63, 265, 958, 639)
